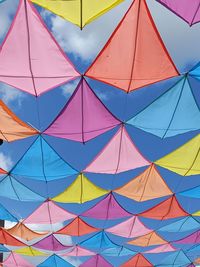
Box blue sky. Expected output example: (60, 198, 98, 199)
(1, 0, 200, 265)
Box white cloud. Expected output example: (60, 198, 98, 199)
(0, 83, 25, 106)
(61, 79, 80, 97)
(147, 0, 200, 72)
(41, 1, 132, 62)
(96, 91, 109, 101)
(0, 152, 13, 171)
(0, 0, 18, 40)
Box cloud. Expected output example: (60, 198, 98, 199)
(61, 79, 80, 97)
(0, 83, 25, 106)
(0, 0, 18, 41)
(96, 91, 109, 101)
(0, 152, 13, 171)
(61, 78, 109, 102)
(147, 0, 200, 72)
(41, 1, 132, 62)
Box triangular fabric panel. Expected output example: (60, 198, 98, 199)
(0, 175, 45, 201)
(31, 0, 124, 28)
(121, 254, 153, 267)
(158, 216, 200, 233)
(193, 210, 200, 216)
(0, 228, 25, 247)
(0, 245, 9, 252)
(84, 126, 150, 174)
(128, 231, 167, 247)
(14, 246, 47, 256)
(44, 78, 120, 143)
(33, 234, 70, 251)
(82, 193, 131, 219)
(106, 216, 152, 238)
(155, 134, 200, 176)
(0, 168, 7, 174)
(80, 254, 112, 267)
(114, 164, 172, 201)
(128, 77, 200, 138)
(0, 203, 18, 222)
(179, 185, 200, 198)
(0, 100, 38, 142)
(3, 252, 34, 267)
(85, 0, 178, 92)
(6, 222, 48, 241)
(80, 231, 119, 251)
(157, 0, 200, 26)
(38, 254, 73, 267)
(145, 244, 175, 253)
(159, 251, 191, 267)
(175, 229, 200, 244)
(188, 245, 200, 253)
(101, 246, 134, 257)
(0, 0, 79, 96)
(56, 217, 99, 236)
(52, 174, 109, 203)
(62, 246, 95, 257)
(24, 200, 76, 224)
(189, 62, 200, 80)
(11, 136, 77, 181)
(139, 196, 189, 220)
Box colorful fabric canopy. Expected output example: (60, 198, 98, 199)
(157, 0, 200, 26)
(155, 134, 200, 176)
(114, 164, 172, 201)
(24, 200, 76, 224)
(175, 229, 200, 244)
(0, 0, 199, 264)
(128, 231, 167, 247)
(121, 253, 153, 267)
(80, 254, 112, 267)
(82, 193, 131, 220)
(159, 250, 191, 267)
(6, 222, 48, 242)
(80, 231, 121, 252)
(139, 196, 189, 220)
(128, 76, 200, 138)
(85, 0, 179, 92)
(38, 254, 73, 267)
(56, 217, 99, 236)
(0, 228, 25, 247)
(61, 246, 95, 257)
(0, 175, 45, 201)
(0, 203, 18, 222)
(145, 243, 175, 253)
(0, 0, 79, 96)
(158, 216, 200, 233)
(84, 126, 150, 174)
(189, 62, 200, 80)
(11, 136, 77, 181)
(31, 0, 124, 29)
(33, 234, 70, 251)
(106, 216, 152, 238)
(44, 78, 120, 143)
(14, 246, 48, 256)
(52, 173, 109, 203)
(3, 252, 34, 267)
(0, 100, 38, 142)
